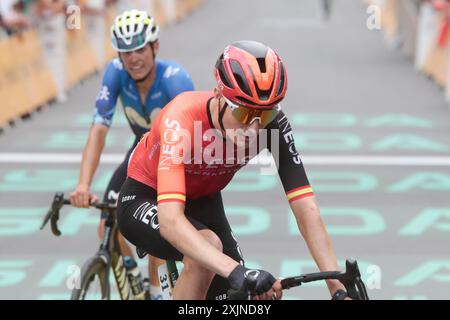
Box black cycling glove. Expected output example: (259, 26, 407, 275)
(332, 289, 349, 300)
(227, 265, 276, 295)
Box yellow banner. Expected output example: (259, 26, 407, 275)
(0, 31, 57, 127)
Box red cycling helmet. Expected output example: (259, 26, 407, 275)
(214, 40, 288, 110)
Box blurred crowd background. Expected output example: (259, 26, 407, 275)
(0, 0, 449, 129)
(368, 0, 449, 101)
(0, 1, 118, 38)
(0, 0, 202, 129)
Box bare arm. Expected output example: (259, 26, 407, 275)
(79, 124, 108, 187)
(290, 196, 346, 296)
(70, 124, 108, 207)
(158, 202, 240, 277)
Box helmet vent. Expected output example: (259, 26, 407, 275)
(276, 62, 285, 97)
(256, 57, 266, 73)
(230, 60, 252, 97)
(248, 65, 273, 101)
(217, 62, 233, 88)
(256, 88, 271, 101)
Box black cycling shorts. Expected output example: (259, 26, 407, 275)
(117, 177, 245, 300)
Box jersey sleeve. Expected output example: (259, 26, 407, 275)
(156, 101, 193, 205)
(92, 59, 121, 127)
(162, 62, 194, 100)
(267, 109, 314, 203)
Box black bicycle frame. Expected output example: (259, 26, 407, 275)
(41, 193, 133, 300)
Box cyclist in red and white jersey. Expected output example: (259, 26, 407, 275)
(117, 41, 348, 300)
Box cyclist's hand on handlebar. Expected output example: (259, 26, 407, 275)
(69, 184, 99, 208)
(227, 265, 283, 300)
(331, 289, 352, 300)
(253, 279, 282, 300)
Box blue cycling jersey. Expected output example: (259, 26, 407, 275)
(93, 58, 194, 138)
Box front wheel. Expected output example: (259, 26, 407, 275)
(71, 256, 110, 300)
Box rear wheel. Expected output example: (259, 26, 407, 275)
(71, 256, 109, 300)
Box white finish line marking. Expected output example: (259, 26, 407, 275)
(1, 153, 450, 166)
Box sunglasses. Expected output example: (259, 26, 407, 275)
(222, 96, 279, 127)
(112, 34, 147, 52)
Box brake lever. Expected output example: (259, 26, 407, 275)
(41, 193, 65, 236)
(339, 259, 369, 300)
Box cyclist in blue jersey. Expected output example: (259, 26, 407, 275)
(69, 9, 194, 299)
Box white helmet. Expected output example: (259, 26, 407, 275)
(111, 10, 159, 52)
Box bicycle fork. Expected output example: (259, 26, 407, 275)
(103, 216, 133, 300)
(111, 251, 132, 300)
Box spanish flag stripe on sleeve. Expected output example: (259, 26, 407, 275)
(288, 192, 315, 203)
(286, 185, 314, 202)
(158, 191, 186, 195)
(158, 198, 186, 204)
(157, 193, 186, 203)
